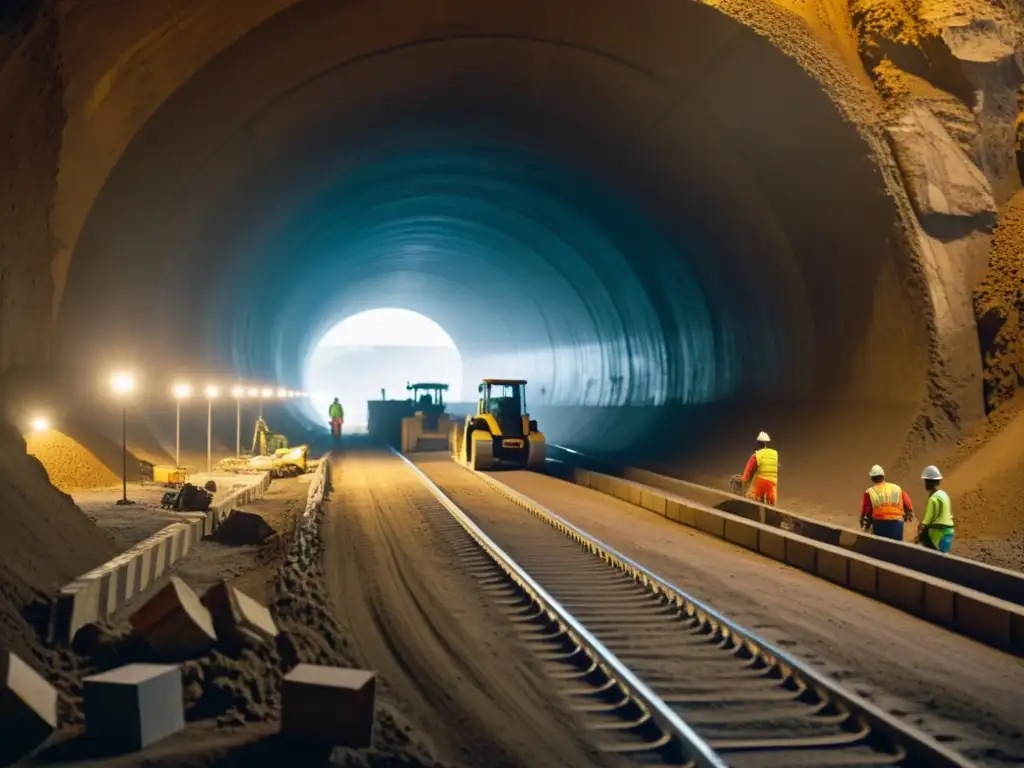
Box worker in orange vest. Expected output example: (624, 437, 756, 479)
(740, 431, 778, 506)
(860, 465, 914, 541)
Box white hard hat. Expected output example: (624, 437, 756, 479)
(921, 465, 943, 481)
(869, 465, 885, 477)
(757, 431, 771, 442)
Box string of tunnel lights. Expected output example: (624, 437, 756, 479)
(26, 372, 309, 490)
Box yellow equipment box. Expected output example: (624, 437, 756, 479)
(153, 465, 187, 485)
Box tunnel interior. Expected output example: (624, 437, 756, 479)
(53, 0, 930, 474)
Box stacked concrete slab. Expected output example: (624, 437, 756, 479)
(52, 470, 272, 643)
(526, 465, 1024, 655)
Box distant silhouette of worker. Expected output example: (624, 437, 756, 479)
(329, 398, 344, 444)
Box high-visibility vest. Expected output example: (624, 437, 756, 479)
(867, 481, 905, 520)
(753, 448, 778, 484)
(924, 490, 954, 529)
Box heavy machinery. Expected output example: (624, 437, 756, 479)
(451, 379, 546, 470)
(406, 382, 448, 431)
(219, 418, 308, 477)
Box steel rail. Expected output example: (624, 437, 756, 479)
(391, 448, 726, 767)
(465, 463, 977, 768)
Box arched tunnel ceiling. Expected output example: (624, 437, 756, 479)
(55, 0, 935, 447)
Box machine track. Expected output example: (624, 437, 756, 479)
(400, 451, 977, 768)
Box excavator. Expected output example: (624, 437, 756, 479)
(451, 379, 546, 470)
(219, 418, 308, 477)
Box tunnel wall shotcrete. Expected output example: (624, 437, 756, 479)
(0, 0, 1019, 508)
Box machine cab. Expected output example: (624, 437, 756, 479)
(406, 382, 448, 431)
(478, 379, 538, 436)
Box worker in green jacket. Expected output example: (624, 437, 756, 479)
(328, 398, 344, 444)
(918, 465, 954, 553)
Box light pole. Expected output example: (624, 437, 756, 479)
(111, 372, 135, 505)
(204, 385, 219, 473)
(260, 387, 273, 420)
(172, 382, 191, 468)
(232, 386, 245, 457)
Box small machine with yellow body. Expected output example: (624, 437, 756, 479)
(218, 418, 308, 477)
(452, 379, 546, 470)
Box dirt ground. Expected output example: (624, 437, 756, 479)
(413, 456, 1024, 766)
(321, 451, 623, 768)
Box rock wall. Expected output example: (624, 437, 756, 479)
(0, 1, 61, 373)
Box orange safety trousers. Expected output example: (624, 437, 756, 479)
(748, 478, 777, 506)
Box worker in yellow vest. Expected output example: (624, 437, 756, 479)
(860, 465, 914, 541)
(918, 465, 955, 553)
(741, 431, 778, 506)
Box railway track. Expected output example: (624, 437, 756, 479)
(393, 450, 976, 768)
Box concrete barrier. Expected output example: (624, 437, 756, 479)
(560, 467, 1024, 656)
(552, 455, 1024, 608)
(52, 471, 272, 643)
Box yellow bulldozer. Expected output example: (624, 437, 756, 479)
(451, 379, 546, 470)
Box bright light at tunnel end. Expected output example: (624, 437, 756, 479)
(304, 307, 463, 428)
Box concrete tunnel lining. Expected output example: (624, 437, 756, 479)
(52, 0, 942, 455)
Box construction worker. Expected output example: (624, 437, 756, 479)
(741, 431, 778, 506)
(328, 398, 344, 444)
(918, 466, 955, 553)
(860, 465, 914, 541)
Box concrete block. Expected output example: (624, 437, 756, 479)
(150, 537, 170, 582)
(122, 556, 139, 605)
(676, 502, 696, 527)
(202, 582, 279, 645)
(784, 537, 817, 574)
(924, 582, 956, 624)
(956, 594, 1012, 650)
(130, 577, 217, 659)
(0, 651, 58, 763)
(816, 549, 849, 586)
(849, 558, 878, 595)
(757, 528, 786, 561)
(693, 508, 725, 538)
(666, 499, 683, 523)
(611, 479, 631, 502)
(878, 567, 925, 614)
(84, 664, 184, 750)
(281, 665, 376, 748)
(1011, 610, 1024, 655)
(134, 547, 154, 596)
(627, 483, 642, 506)
(53, 579, 102, 642)
(723, 518, 758, 551)
(640, 490, 667, 516)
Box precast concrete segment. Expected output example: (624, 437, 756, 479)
(51, 470, 271, 643)
(548, 458, 1024, 656)
(280, 665, 376, 749)
(0, 651, 58, 763)
(411, 453, 977, 767)
(482, 464, 1024, 761)
(548, 447, 1024, 607)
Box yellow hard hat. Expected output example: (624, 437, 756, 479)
(869, 464, 885, 477)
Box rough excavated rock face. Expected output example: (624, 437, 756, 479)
(887, 103, 997, 222)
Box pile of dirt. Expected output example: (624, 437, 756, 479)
(0, 422, 117, 663)
(975, 189, 1024, 411)
(25, 429, 120, 493)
